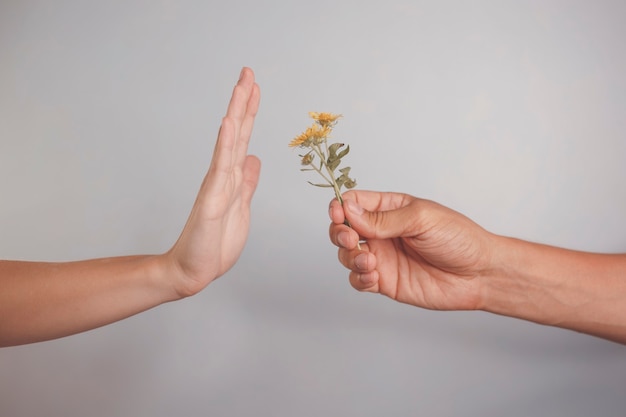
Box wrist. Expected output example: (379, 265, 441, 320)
(156, 249, 217, 300)
(150, 253, 191, 303)
(477, 236, 570, 326)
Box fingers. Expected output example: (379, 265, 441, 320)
(225, 67, 257, 121)
(208, 68, 260, 183)
(338, 246, 376, 273)
(328, 198, 362, 249)
(328, 190, 420, 248)
(208, 116, 236, 181)
(234, 82, 260, 165)
(329, 211, 378, 285)
(349, 270, 380, 292)
(328, 222, 360, 249)
(224, 68, 260, 166)
(328, 198, 346, 225)
(336, 244, 379, 291)
(328, 190, 417, 297)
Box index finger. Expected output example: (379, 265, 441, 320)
(225, 67, 257, 121)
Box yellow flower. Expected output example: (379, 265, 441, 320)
(309, 112, 342, 127)
(289, 130, 310, 147)
(300, 152, 314, 165)
(288, 124, 331, 147)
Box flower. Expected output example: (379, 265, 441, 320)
(288, 124, 331, 147)
(289, 111, 356, 195)
(290, 112, 359, 248)
(309, 112, 342, 127)
(288, 130, 310, 148)
(300, 152, 314, 165)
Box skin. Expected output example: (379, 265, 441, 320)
(329, 190, 626, 344)
(0, 67, 261, 347)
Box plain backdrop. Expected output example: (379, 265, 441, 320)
(1, 1, 625, 416)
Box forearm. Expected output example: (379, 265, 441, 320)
(0, 255, 177, 347)
(481, 236, 626, 344)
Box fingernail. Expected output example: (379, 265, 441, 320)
(337, 231, 349, 248)
(359, 273, 373, 285)
(355, 253, 368, 270)
(239, 67, 246, 81)
(344, 200, 364, 215)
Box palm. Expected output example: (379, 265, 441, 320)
(167, 68, 261, 296)
(192, 163, 254, 276)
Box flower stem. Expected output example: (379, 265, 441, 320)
(309, 146, 334, 187)
(313, 142, 361, 250)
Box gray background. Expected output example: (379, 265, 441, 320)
(1, 0, 626, 416)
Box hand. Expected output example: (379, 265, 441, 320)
(0, 68, 261, 346)
(329, 190, 497, 310)
(165, 67, 261, 297)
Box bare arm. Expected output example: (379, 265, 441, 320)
(0, 256, 167, 346)
(328, 190, 626, 344)
(485, 237, 626, 343)
(0, 67, 261, 347)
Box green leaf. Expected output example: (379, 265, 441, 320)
(337, 145, 350, 160)
(344, 179, 357, 189)
(327, 143, 345, 164)
(328, 142, 345, 155)
(307, 181, 333, 188)
(327, 158, 341, 172)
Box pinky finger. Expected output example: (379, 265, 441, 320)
(348, 270, 380, 293)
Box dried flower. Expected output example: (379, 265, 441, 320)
(290, 112, 360, 248)
(300, 152, 314, 166)
(288, 124, 332, 148)
(308, 112, 342, 127)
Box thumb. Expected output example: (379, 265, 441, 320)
(343, 198, 416, 240)
(241, 155, 261, 206)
